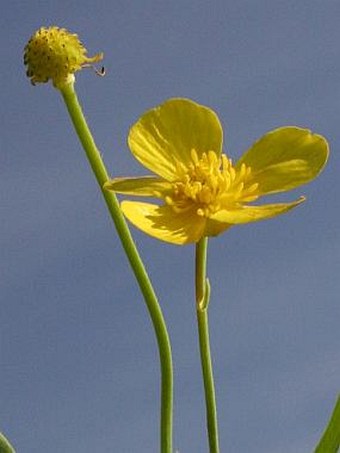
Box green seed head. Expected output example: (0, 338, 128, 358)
(24, 26, 103, 88)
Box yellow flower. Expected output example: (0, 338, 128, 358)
(24, 26, 103, 88)
(104, 98, 329, 245)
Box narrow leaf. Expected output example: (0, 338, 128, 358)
(314, 395, 340, 453)
(0, 432, 15, 453)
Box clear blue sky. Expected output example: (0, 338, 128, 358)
(1, 1, 339, 452)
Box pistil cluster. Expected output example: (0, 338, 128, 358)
(24, 26, 103, 88)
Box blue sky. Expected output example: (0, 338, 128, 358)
(1, 1, 339, 452)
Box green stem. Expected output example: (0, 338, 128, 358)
(195, 237, 220, 453)
(59, 82, 173, 453)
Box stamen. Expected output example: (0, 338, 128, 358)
(165, 195, 174, 206)
(191, 149, 199, 165)
(247, 182, 259, 193)
(167, 150, 259, 217)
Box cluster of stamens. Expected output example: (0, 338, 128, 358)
(165, 149, 259, 216)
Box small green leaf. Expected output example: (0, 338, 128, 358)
(314, 395, 340, 453)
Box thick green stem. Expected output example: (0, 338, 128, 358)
(195, 237, 220, 453)
(59, 82, 173, 453)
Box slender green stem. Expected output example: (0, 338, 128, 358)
(195, 237, 220, 453)
(59, 82, 173, 453)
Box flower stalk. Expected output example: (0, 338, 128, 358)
(59, 81, 173, 453)
(195, 237, 220, 453)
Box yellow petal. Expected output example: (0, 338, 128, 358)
(209, 197, 305, 224)
(235, 127, 329, 195)
(128, 98, 223, 181)
(204, 218, 232, 237)
(121, 201, 207, 245)
(104, 176, 171, 197)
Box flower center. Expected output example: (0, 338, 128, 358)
(165, 149, 259, 216)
